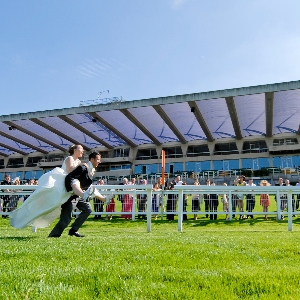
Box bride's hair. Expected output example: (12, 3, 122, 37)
(69, 144, 81, 155)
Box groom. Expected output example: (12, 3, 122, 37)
(49, 151, 102, 238)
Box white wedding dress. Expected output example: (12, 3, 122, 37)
(10, 157, 77, 229)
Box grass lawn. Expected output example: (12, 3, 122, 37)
(1, 203, 300, 300)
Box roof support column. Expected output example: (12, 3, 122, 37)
(265, 92, 274, 138)
(225, 97, 243, 140)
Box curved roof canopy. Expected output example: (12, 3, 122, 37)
(0, 80, 300, 157)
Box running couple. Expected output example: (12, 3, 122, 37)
(10, 145, 109, 237)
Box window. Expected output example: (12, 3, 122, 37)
(285, 138, 298, 145)
(99, 151, 111, 159)
(7, 158, 24, 168)
(0, 159, 4, 169)
(26, 157, 43, 167)
(136, 148, 158, 160)
(273, 139, 285, 146)
(242, 140, 268, 153)
(214, 143, 238, 155)
(163, 147, 183, 158)
(113, 148, 130, 158)
(187, 145, 210, 157)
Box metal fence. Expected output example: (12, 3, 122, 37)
(1, 184, 300, 232)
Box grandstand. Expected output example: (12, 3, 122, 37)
(0, 80, 300, 184)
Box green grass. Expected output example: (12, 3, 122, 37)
(1, 209, 300, 300)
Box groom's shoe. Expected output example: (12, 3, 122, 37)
(48, 234, 61, 238)
(68, 228, 85, 238)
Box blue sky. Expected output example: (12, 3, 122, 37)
(1, 0, 300, 115)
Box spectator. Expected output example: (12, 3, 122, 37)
(105, 190, 116, 221)
(166, 183, 176, 220)
(175, 175, 183, 186)
(93, 179, 105, 219)
(285, 179, 295, 216)
(137, 179, 147, 219)
(23, 178, 35, 202)
(231, 178, 238, 218)
(277, 178, 286, 220)
(221, 183, 229, 220)
(209, 182, 219, 220)
(192, 181, 201, 220)
(296, 178, 300, 210)
(121, 178, 133, 220)
(204, 179, 211, 218)
(237, 175, 246, 219)
(156, 177, 163, 190)
(1, 174, 11, 218)
(260, 180, 271, 220)
(246, 179, 256, 219)
(117, 178, 125, 204)
(10, 177, 21, 212)
(182, 182, 188, 220)
(152, 183, 162, 220)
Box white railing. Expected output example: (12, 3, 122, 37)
(1, 185, 300, 232)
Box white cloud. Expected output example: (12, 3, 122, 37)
(77, 57, 131, 78)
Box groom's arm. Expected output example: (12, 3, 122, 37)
(65, 164, 87, 192)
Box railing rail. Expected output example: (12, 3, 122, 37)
(1, 185, 300, 232)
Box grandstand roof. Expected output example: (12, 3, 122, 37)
(0, 80, 300, 157)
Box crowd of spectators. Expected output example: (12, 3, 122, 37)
(1, 174, 300, 221)
(0, 175, 38, 218)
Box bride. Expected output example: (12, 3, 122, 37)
(10, 144, 105, 229)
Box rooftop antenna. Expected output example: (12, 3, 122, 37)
(79, 90, 124, 107)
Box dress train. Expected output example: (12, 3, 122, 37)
(10, 167, 72, 229)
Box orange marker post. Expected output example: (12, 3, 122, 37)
(161, 150, 165, 187)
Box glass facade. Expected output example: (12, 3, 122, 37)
(24, 170, 44, 180)
(110, 164, 131, 170)
(242, 158, 270, 169)
(213, 159, 239, 170)
(186, 161, 210, 172)
(272, 156, 300, 169)
(134, 164, 158, 174)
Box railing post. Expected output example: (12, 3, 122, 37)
(147, 188, 152, 232)
(228, 190, 232, 221)
(178, 189, 183, 232)
(276, 191, 281, 220)
(160, 191, 165, 221)
(287, 190, 293, 231)
(132, 189, 136, 221)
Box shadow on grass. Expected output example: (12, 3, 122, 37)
(85, 215, 270, 225)
(84, 214, 300, 228)
(0, 236, 35, 241)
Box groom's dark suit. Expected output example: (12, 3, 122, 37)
(48, 164, 93, 237)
